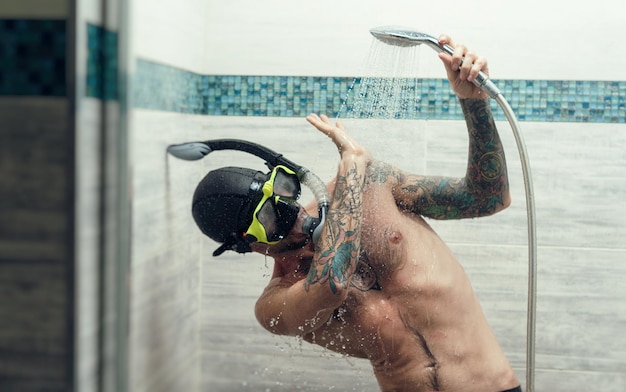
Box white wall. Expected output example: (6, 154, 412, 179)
(135, 0, 626, 80)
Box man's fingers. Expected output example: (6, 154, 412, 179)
(307, 113, 351, 150)
(335, 119, 346, 131)
(306, 113, 337, 142)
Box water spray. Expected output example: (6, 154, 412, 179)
(370, 26, 537, 392)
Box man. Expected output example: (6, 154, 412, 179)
(192, 35, 521, 392)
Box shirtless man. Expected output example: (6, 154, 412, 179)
(191, 35, 521, 391)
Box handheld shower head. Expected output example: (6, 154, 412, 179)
(371, 25, 537, 392)
(369, 26, 501, 98)
(370, 26, 452, 54)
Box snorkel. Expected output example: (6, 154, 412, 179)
(167, 139, 330, 244)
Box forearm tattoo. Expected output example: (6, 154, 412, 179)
(402, 98, 509, 219)
(461, 98, 509, 214)
(305, 161, 364, 294)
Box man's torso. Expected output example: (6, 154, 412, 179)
(297, 181, 519, 391)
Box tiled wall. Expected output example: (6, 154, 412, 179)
(0, 8, 74, 392)
(0, 19, 67, 96)
(132, 65, 626, 390)
(1, 4, 126, 392)
(86, 23, 118, 100)
(167, 115, 626, 392)
(0, 97, 74, 392)
(84, 14, 204, 392)
(134, 59, 626, 122)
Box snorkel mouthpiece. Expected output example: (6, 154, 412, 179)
(302, 207, 326, 244)
(302, 216, 318, 240)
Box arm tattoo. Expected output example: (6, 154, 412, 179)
(367, 162, 393, 184)
(462, 98, 509, 214)
(402, 98, 509, 219)
(306, 229, 359, 294)
(305, 161, 364, 294)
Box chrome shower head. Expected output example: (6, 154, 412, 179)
(369, 25, 501, 98)
(369, 26, 454, 55)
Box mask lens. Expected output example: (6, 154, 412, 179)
(253, 198, 299, 242)
(255, 200, 280, 241)
(274, 198, 299, 233)
(272, 169, 300, 199)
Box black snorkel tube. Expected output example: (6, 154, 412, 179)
(167, 139, 330, 244)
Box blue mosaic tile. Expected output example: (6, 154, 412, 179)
(134, 60, 204, 113)
(86, 23, 118, 100)
(0, 19, 66, 96)
(201, 75, 347, 117)
(133, 59, 626, 123)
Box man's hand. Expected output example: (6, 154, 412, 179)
(306, 113, 370, 164)
(437, 34, 490, 100)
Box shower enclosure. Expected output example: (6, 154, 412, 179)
(3, 1, 623, 391)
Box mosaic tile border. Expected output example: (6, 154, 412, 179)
(0, 19, 66, 96)
(86, 23, 118, 100)
(134, 58, 626, 123)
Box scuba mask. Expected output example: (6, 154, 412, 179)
(171, 139, 330, 256)
(245, 165, 302, 244)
